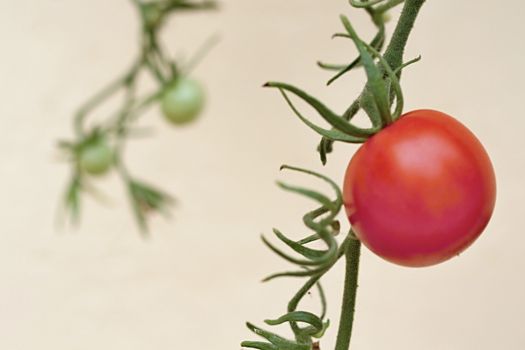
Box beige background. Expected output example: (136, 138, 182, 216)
(1, 0, 524, 349)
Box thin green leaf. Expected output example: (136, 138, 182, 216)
(273, 229, 326, 260)
(318, 100, 361, 165)
(244, 323, 310, 350)
(262, 265, 328, 282)
(127, 179, 175, 234)
(316, 282, 327, 320)
(276, 182, 335, 211)
(265, 81, 375, 137)
(265, 311, 323, 335)
(312, 320, 330, 338)
(394, 55, 422, 75)
(280, 165, 342, 201)
(297, 233, 322, 245)
(317, 61, 348, 71)
(275, 88, 368, 143)
(64, 174, 82, 224)
(327, 25, 385, 85)
(165, 0, 217, 11)
(375, 0, 405, 13)
(340, 15, 392, 125)
(261, 234, 323, 267)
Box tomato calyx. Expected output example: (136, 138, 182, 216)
(264, 13, 422, 165)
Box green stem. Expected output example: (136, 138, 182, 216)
(334, 238, 361, 350)
(383, 0, 426, 70)
(73, 75, 127, 137)
(73, 59, 144, 137)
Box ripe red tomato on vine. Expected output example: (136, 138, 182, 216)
(343, 109, 496, 267)
(242, 1, 498, 349)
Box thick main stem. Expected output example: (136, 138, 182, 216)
(334, 239, 361, 350)
(383, 0, 426, 70)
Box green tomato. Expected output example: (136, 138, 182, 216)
(79, 139, 113, 176)
(161, 77, 205, 125)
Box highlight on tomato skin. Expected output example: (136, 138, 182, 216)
(343, 109, 497, 267)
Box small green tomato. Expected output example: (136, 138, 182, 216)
(79, 139, 113, 176)
(161, 77, 205, 125)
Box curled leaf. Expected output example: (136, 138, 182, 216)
(245, 167, 350, 348)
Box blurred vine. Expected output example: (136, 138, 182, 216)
(242, 0, 426, 349)
(57, 0, 218, 233)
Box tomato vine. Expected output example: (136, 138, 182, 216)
(57, 0, 217, 233)
(242, 0, 428, 349)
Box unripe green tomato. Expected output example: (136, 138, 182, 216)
(79, 140, 113, 176)
(161, 77, 205, 125)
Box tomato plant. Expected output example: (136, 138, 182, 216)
(78, 137, 113, 176)
(161, 77, 205, 125)
(57, 0, 217, 232)
(343, 110, 496, 267)
(242, 1, 496, 350)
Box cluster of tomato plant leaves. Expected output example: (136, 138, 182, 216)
(241, 165, 346, 350)
(242, 0, 421, 349)
(58, 0, 217, 233)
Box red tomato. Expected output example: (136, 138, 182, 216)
(343, 109, 496, 267)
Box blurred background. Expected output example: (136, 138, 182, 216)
(0, 0, 524, 349)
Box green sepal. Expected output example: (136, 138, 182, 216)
(340, 15, 392, 126)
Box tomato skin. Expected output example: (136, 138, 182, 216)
(161, 77, 205, 125)
(79, 139, 113, 176)
(343, 110, 496, 267)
